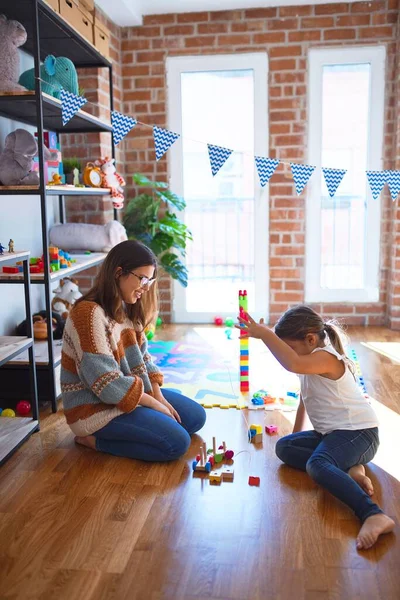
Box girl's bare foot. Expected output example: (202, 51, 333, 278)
(349, 464, 374, 496)
(75, 435, 97, 450)
(356, 514, 395, 550)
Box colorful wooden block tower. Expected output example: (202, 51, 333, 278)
(239, 290, 249, 393)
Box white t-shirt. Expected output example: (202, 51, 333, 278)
(298, 345, 379, 435)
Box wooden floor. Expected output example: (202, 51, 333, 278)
(0, 326, 399, 600)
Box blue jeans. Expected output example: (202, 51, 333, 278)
(275, 427, 383, 522)
(93, 389, 206, 462)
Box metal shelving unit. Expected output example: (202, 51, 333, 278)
(0, 252, 39, 465)
(0, 0, 115, 412)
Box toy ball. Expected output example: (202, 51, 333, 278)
(225, 317, 234, 327)
(214, 317, 223, 326)
(225, 449, 234, 460)
(16, 401, 31, 416)
(146, 329, 155, 341)
(2, 408, 16, 418)
(156, 316, 163, 328)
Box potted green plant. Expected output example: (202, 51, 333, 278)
(123, 174, 192, 287)
(63, 157, 81, 185)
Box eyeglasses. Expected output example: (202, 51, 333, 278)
(130, 272, 156, 289)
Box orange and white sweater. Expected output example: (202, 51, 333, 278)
(61, 300, 163, 436)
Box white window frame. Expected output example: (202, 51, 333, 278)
(166, 53, 269, 323)
(306, 46, 386, 303)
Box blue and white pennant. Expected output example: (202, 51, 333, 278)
(60, 89, 87, 126)
(255, 157, 279, 187)
(290, 162, 316, 196)
(366, 171, 387, 200)
(153, 126, 180, 161)
(322, 168, 347, 198)
(385, 170, 400, 202)
(111, 111, 137, 145)
(207, 144, 233, 176)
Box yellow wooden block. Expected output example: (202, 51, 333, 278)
(250, 424, 263, 434)
(209, 470, 222, 484)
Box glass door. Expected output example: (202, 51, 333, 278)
(167, 53, 269, 323)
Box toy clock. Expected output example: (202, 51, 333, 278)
(83, 162, 102, 187)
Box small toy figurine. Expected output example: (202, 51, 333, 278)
(0, 242, 5, 254)
(8, 239, 14, 253)
(73, 167, 80, 186)
(48, 173, 63, 186)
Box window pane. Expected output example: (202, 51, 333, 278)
(181, 70, 255, 313)
(320, 64, 370, 289)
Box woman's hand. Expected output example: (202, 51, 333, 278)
(139, 392, 178, 421)
(152, 388, 182, 423)
(235, 313, 270, 339)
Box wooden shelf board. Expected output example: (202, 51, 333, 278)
(0, 418, 39, 466)
(9, 338, 62, 367)
(0, 252, 106, 283)
(0, 186, 111, 196)
(0, 92, 112, 134)
(0, 251, 30, 265)
(0, 337, 33, 366)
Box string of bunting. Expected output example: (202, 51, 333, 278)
(49, 84, 400, 202)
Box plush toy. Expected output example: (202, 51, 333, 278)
(0, 129, 55, 186)
(19, 55, 79, 99)
(16, 310, 65, 340)
(49, 220, 127, 252)
(52, 277, 82, 319)
(95, 157, 126, 210)
(0, 15, 28, 93)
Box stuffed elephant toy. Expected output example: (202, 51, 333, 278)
(49, 221, 128, 252)
(0, 129, 55, 186)
(0, 15, 28, 93)
(19, 55, 79, 99)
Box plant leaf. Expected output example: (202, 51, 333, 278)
(154, 189, 185, 211)
(133, 173, 168, 189)
(149, 231, 174, 255)
(159, 252, 188, 287)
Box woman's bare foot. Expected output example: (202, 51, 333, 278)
(356, 513, 395, 550)
(348, 464, 374, 496)
(75, 435, 97, 450)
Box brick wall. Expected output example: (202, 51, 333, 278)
(120, 1, 400, 327)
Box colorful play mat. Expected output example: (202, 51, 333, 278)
(149, 327, 367, 410)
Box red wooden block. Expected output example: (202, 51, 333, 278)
(248, 476, 260, 486)
(3, 266, 19, 273)
(265, 425, 278, 434)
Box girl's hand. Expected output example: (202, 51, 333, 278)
(235, 313, 270, 339)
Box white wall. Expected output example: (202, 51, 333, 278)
(0, 51, 58, 334)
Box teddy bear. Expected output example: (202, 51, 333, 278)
(0, 15, 28, 93)
(95, 157, 126, 210)
(0, 129, 56, 186)
(19, 55, 79, 99)
(49, 220, 128, 253)
(52, 277, 82, 320)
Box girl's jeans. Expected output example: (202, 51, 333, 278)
(275, 427, 382, 522)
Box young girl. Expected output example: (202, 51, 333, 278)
(61, 240, 206, 461)
(238, 305, 395, 551)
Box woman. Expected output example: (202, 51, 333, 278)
(61, 240, 206, 461)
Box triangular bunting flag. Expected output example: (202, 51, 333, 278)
(366, 171, 387, 200)
(255, 157, 279, 187)
(60, 88, 87, 126)
(111, 111, 137, 145)
(207, 144, 233, 176)
(290, 163, 316, 195)
(385, 170, 400, 202)
(153, 126, 180, 161)
(322, 167, 347, 198)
